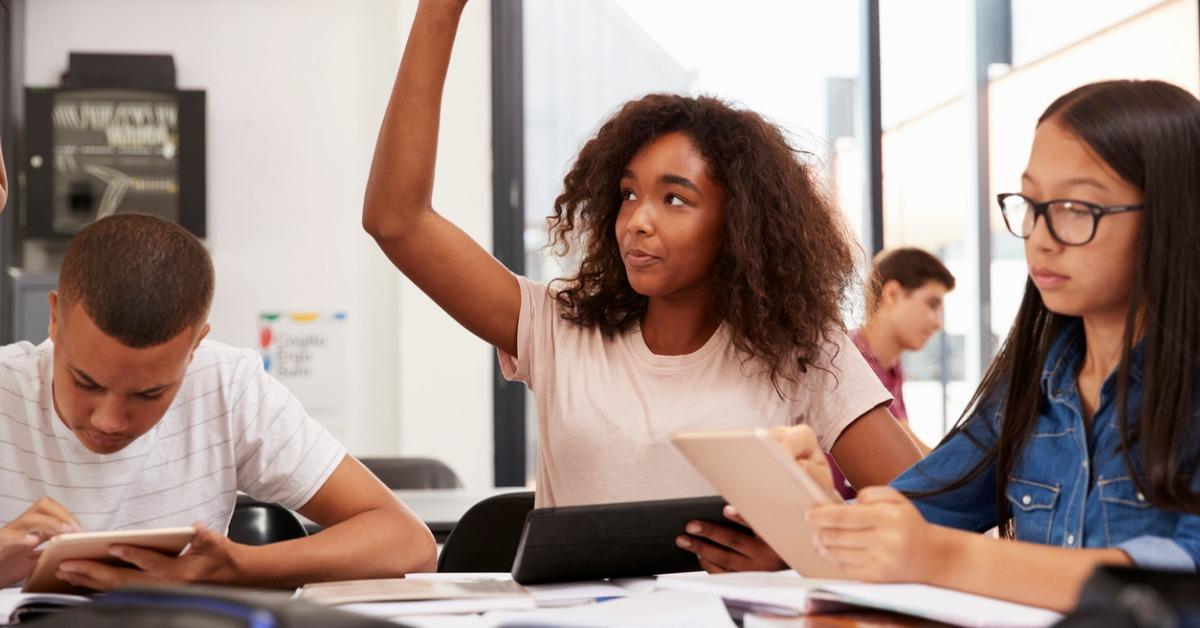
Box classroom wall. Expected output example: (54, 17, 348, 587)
(24, 0, 498, 488)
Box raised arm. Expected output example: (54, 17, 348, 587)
(362, 0, 521, 357)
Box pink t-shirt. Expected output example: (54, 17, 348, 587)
(498, 277, 893, 508)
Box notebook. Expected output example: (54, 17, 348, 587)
(296, 576, 536, 617)
(656, 571, 1064, 628)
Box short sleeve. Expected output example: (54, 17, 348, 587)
(893, 403, 1003, 532)
(798, 331, 894, 452)
(496, 276, 558, 389)
(229, 349, 347, 511)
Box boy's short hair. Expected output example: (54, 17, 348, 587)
(865, 247, 956, 315)
(58, 214, 214, 348)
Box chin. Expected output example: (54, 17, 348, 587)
(624, 276, 662, 298)
(1038, 293, 1086, 317)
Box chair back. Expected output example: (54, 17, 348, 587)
(227, 495, 309, 546)
(437, 491, 534, 572)
(359, 457, 463, 489)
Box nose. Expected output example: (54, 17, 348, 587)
(1026, 211, 1061, 254)
(90, 398, 129, 435)
(624, 199, 654, 237)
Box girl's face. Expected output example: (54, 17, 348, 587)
(1020, 118, 1144, 320)
(616, 132, 726, 301)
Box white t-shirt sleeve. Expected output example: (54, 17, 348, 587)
(229, 349, 347, 511)
(797, 331, 895, 452)
(496, 276, 558, 389)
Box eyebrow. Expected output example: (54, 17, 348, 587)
(1020, 172, 1111, 193)
(67, 365, 170, 396)
(620, 170, 702, 195)
(661, 174, 701, 194)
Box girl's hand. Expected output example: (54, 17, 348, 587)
(676, 505, 787, 573)
(768, 425, 839, 499)
(806, 486, 949, 583)
(56, 523, 245, 591)
(0, 497, 82, 587)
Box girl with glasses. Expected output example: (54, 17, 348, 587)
(773, 79, 1200, 610)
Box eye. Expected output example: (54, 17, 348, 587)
(665, 193, 687, 207)
(621, 188, 638, 202)
(137, 392, 164, 402)
(73, 379, 100, 392)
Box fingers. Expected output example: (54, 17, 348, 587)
(854, 486, 906, 504)
(816, 545, 874, 569)
(685, 520, 752, 553)
(805, 504, 877, 530)
(676, 534, 745, 572)
(723, 505, 750, 527)
(57, 560, 149, 591)
(772, 425, 821, 462)
(109, 545, 173, 574)
(26, 497, 83, 532)
(814, 526, 876, 551)
(9, 512, 79, 540)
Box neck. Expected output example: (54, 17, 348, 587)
(1079, 305, 1137, 381)
(641, 288, 721, 356)
(861, 318, 903, 368)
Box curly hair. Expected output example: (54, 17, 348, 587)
(547, 93, 858, 389)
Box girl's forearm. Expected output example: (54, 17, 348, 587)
(930, 526, 1131, 611)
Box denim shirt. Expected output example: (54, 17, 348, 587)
(891, 321, 1199, 570)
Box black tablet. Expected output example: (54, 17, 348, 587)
(510, 495, 752, 584)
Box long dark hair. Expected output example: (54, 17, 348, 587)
(546, 93, 857, 388)
(921, 80, 1200, 534)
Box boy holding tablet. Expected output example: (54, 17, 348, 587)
(0, 214, 435, 590)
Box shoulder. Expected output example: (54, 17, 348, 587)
(181, 339, 266, 392)
(0, 340, 52, 386)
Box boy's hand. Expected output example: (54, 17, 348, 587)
(0, 497, 82, 587)
(56, 522, 245, 590)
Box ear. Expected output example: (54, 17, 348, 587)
(48, 291, 61, 342)
(879, 280, 905, 308)
(189, 323, 211, 362)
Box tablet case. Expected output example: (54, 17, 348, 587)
(510, 495, 752, 584)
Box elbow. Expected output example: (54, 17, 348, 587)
(361, 203, 393, 241)
(411, 526, 438, 573)
(361, 196, 427, 245)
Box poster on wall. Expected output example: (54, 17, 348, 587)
(258, 312, 349, 441)
(52, 89, 181, 232)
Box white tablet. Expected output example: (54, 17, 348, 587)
(670, 427, 847, 579)
(23, 527, 197, 594)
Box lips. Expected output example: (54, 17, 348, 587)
(1030, 266, 1069, 290)
(624, 248, 661, 269)
(82, 430, 129, 451)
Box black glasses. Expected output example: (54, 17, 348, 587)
(996, 193, 1143, 246)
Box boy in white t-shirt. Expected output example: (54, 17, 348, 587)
(0, 214, 434, 591)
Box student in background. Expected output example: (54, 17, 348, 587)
(364, 0, 922, 574)
(773, 79, 1200, 610)
(0, 214, 435, 590)
(829, 248, 955, 497)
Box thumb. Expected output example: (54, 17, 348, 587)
(855, 486, 904, 504)
(184, 522, 213, 552)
